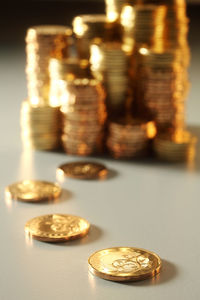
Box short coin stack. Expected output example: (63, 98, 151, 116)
(26, 25, 72, 106)
(90, 42, 129, 117)
(137, 50, 189, 132)
(20, 101, 61, 150)
(73, 15, 106, 60)
(153, 130, 197, 162)
(107, 118, 156, 158)
(61, 78, 107, 155)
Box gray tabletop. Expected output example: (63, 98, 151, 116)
(0, 37, 200, 299)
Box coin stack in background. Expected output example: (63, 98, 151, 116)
(120, 4, 167, 54)
(49, 57, 91, 106)
(20, 101, 61, 150)
(20, 0, 197, 162)
(154, 130, 197, 162)
(22, 25, 73, 150)
(137, 50, 189, 132)
(90, 42, 129, 117)
(60, 78, 107, 155)
(73, 15, 107, 60)
(26, 25, 73, 106)
(107, 118, 156, 158)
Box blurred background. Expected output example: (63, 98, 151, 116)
(0, 0, 199, 128)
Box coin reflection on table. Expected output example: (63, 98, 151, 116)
(88, 247, 162, 282)
(5, 180, 61, 203)
(25, 214, 90, 242)
(57, 161, 108, 180)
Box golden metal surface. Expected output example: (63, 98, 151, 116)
(20, 101, 61, 150)
(58, 161, 108, 179)
(5, 180, 61, 202)
(25, 214, 90, 242)
(88, 247, 161, 282)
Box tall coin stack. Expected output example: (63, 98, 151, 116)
(137, 50, 189, 132)
(26, 25, 72, 106)
(22, 25, 72, 150)
(60, 78, 107, 156)
(73, 15, 106, 60)
(107, 118, 156, 158)
(90, 42, 129, 117)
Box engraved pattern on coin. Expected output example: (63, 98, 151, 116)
(88, 247, 161, 282)
(111, 253, 151, 273)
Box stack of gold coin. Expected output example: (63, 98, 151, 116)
(49, 57, 91, 106)
(120, 4, 167, 54)
(153, 130, 197, 162)
(107, 117, 156, 158)
(60, 78, 107, 156)
(134, 0, 190, 64)
(73, 15, 106, 60)
(26, 25, 72, 106)
(90, 42, 129, 117)
(137, 50, 189, 132)
(20, 101, 61, 150)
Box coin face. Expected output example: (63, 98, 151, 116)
(25, 214, 90, 242)
(5, 180, 61, 202)
(58, 161, 108, 179)
(88, 247, 161, 282)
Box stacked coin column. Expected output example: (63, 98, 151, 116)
(49, 57, 91, 106)
(120, 4, 167, 117)
(90, 42, 129, 118)
(138, 50, 189, 132)
(21, 26, 72, 150)
(59, 78, 107, 155)
(26, 25, 72, 106)
(120, 4, 167, 55)
(73, 15, 107, 61)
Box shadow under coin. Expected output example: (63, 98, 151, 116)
(50, 188, 73, 204)
(52, 224, 103, 247)
(105, 168, 118, 180)
(120, 259, 178, 287)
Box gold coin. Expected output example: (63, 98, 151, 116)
(25, 214, 90, 242)
(58, 161, 108, 179)
(88, 247, 161, 282)
(5, 180, 61, 202)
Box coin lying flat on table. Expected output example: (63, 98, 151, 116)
(5, 180, 61, 202)
(25, 214, 90, 242)
(58, 161, 108, 179)
(88, 247, 161, 282)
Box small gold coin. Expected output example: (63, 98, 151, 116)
(25, 214, 90, 242)
(5, 180, 61, 202)
(88, 247, 161, 282)
(58, 161, 108, 179)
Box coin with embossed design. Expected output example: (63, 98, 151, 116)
(58, 161, 108, 179)
(25, 214, 90, 242)
(88, 247, 161, 282)
(5, 180, 61, 202)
